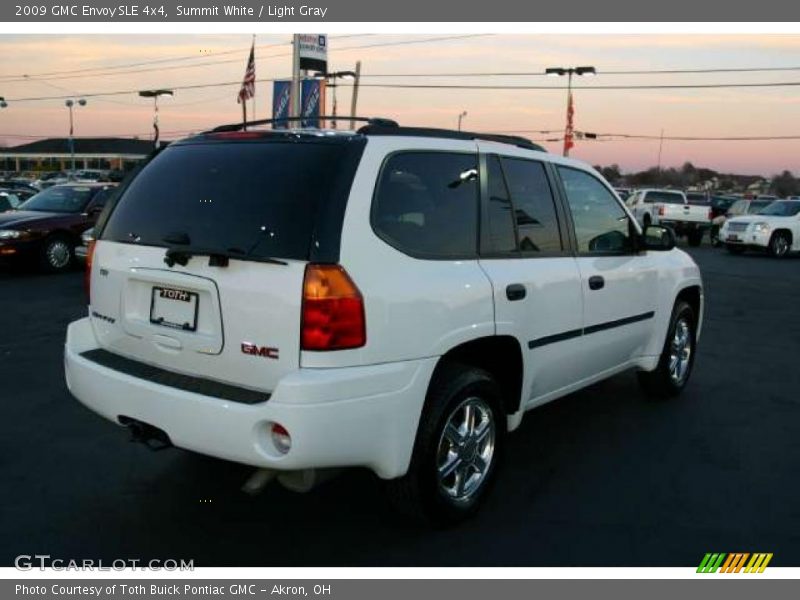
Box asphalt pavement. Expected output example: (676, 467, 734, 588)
(1, 244, 799, 566)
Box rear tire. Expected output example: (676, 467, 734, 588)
(726, 244, 745, 255)
(687, 230, 703, 247)
(38, 234, 74, 273)
(385, 362, 505, 526)
(638, 300, 696, 399)
(768, 231, 791, 258)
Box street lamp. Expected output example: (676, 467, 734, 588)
(457, 110, 468, 131)
(545, 66, 596, 156)
(65, 98, 87, 175)
(314, 70, 357, 129)
(139, 89, 174, 148)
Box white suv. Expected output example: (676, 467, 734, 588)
(65, 120, 704, 524)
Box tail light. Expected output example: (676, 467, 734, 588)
(84, 239, 96, 304)
(301, 264, 366, 351)
(708, 208, 714, 220)
(658, 206, 665, 216)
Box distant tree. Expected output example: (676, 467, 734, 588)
(771, 170, 799, 197)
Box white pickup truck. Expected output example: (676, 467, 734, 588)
(627, 189, 712, 247)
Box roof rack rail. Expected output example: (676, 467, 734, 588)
(356, 125, 547, 152)
(209, 116, 399, 133)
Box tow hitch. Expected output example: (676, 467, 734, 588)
(118, 416, 172, 451)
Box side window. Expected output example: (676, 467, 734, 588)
(558, 166, 633, 254)
(500, 158, 563, 253)
(643, 192, 654, 203)
(484, 155, 517, 254)
(373, 152, 478, 258)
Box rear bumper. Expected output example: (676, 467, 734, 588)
(660, 220, 709, 233)
(65, 317, 435, 479)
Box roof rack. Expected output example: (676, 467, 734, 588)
(356, 125, 547, 152)
(209, 116, 399, 133)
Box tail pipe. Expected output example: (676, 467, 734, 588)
(118, 416, 172, 451)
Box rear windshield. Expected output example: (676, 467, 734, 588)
(102, 140, 362, 261)
(646, 191, 685, 204)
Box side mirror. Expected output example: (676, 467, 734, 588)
(641, 224, 676, 251)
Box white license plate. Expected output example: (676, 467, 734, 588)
(150, 286, 198, 331)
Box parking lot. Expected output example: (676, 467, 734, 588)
(1, 243, 798, 567)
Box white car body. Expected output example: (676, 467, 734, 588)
(64, 128, 704, 492)
(719, 201, 800, 254)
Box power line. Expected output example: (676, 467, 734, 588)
(0, 35, 487, 84)
(340, 81, 800, 90)
(0, 35, 374, 82)
(357, 66, 800, 78)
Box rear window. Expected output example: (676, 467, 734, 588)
(646, 191, 685, 204)
(102, 140, 362, 261)
(372, 151, 479, 258)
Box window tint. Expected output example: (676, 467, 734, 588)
(484, 155, 517, 253)
(103, 141, 360, 261)
(748, 201, 771, 214)
(558, 166, 632, 254)
(373, 152, 478, 258)
(647, 191, 685, 204)
(501, 158, 563, 253)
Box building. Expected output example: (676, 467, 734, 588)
(0, 137, 158, 174)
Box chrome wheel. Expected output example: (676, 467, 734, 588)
(771, 235, 789, 257)
(46, 239, 71, 269)
(668, 318, 692, 385)
(436, 396, 495, 503)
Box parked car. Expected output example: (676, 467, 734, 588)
(0, 191, 24, 212)
(627, 188, 711, 246)
(0, 183, 116, 272)
(74, 226, 95, 262)
(719, 200, 800, 257)
(614, 187, 632, 202)
(0, 179, 41, 195)
(710, 197, 772, 246)
(65, 122, 703, 524)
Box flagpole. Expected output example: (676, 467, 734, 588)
(251, 34, 256, 122)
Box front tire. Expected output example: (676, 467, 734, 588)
(39, 234, 75, 273)
(638, 301, 697, 399)
(768, 231, 791, 258)
(386, 362, 504, 525)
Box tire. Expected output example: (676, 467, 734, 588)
(710, 226, 721, 247)
(38, 234, 75, 273)
(687, 230, 703, 247)
(726, 244, 745, 255)
(637, 300, 697, 399)
(385, 362, 505, 526)
(768, 231, 791, 258)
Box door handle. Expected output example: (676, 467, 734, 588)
(506, 283, 526, 301)
(588, 276, 605, 291)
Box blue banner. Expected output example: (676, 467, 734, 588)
(301, 78, 326, 129)
(271, 80, 292, 129)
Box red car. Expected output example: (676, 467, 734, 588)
(0, 183, 116, 272)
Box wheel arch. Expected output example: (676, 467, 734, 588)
(429, 335, 525, 422)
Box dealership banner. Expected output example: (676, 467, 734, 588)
(3, 1, 799, 21)
(271, 80, 292, 129)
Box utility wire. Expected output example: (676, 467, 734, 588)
(0, 35, 487, 84)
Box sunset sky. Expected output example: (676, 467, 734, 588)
(1, 33, 799, 175)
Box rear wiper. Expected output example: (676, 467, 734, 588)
(164, 246, 287, 268)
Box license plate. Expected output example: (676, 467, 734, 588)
(150, 287, 198, 331)
(727, 234, 740, 242)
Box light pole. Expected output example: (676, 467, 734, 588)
(545, 66, 595, 156)
(139, 89, 174, 148)
(65, 98, 87, 175)
(457, 110, 468, 131)
(314, 70, 357, 129)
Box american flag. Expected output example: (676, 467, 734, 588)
(563, 91, 575, 155)
(237, 41, 256, 104)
